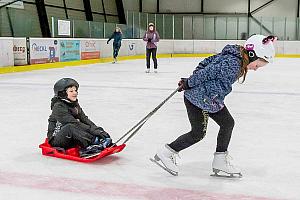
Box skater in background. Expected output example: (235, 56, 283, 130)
(143, 23, 160, 73)
(47, 78, 112, 157)
(152, 34, 277, 176)
(107, 27, 123, 63)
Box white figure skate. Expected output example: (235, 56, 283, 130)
(211, 151, 242, 178)
(150, 144, 179, 176)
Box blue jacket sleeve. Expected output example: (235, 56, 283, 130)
(187, 55, 224, 88)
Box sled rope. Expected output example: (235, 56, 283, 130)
(114, 87, 180, 145)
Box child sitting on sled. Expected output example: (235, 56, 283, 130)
(47, 78, 112, 157)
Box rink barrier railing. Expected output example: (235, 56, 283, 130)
(0, 54, 208, 74)
(1, 53, 299, 74)
(1, 37, 300, 74)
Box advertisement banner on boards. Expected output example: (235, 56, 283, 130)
(59, 40, 80, 62)
(29, 39, 59, 64)
(80, 40, 100, 60)
(0, 38, 14, 67)
(13, 38, 27, 65)
(127, 41, 136, 56)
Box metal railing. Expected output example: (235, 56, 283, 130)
(1, 8, 300, 40)
(125, 11, 300, 40)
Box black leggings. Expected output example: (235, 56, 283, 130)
(113, 45, 121, 58)
(49, 124, 94, 149)
(169, 97, 235, 153)
(146, 48, 157, 69)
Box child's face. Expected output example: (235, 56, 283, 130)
(247, 58, 268, 71)
(66, 86, 78, 101)
(149, 26, 154, 31)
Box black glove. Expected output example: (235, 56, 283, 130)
(101, 131, 111, 139)
(90, 126, 110, 138)
(107, 40, 109, 44)
(148, 38, 152, 42)
(178, 78, 190, 92)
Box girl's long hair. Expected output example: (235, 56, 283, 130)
(238, 46, 250, 83)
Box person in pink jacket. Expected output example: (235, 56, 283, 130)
(143, 23, 160, 73)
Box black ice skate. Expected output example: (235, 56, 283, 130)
(79, 145, 103, 158)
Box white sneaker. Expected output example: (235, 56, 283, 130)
(145, 69, 150, 73)
(155, 144, 179, 174)
(212, 152, 241, 174)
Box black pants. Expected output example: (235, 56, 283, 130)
(49, 124, 94, 149)
(169, 97, 235, 153)
(113, 44, 121, 58)
(146, 48, 157, 69)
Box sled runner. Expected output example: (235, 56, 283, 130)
(39, 138, 125, 163)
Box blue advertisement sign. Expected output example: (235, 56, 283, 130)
(59, 40, 80, 62)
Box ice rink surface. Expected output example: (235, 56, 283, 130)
(0, 57, 299, 200)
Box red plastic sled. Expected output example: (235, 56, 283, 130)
(39, 138, 126, 163)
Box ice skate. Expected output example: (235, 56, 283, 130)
(154, 69, 158, 73)
(211, 151, 242, 178)
(101, 138, 112, 148)
(145, 69, 150, 73)
(79, 144, 103, 158)
(150, 144, 179, 176)
(112, 58, 117, 64)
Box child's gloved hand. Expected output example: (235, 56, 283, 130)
(90, 126, 110, 138)
(101, 131, 111, 139)
(178, 78, 190, 92)
(148, 38, 152, 42)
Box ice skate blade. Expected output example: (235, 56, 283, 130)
(80, 152, 102, 159)
(150, 156, 178, 176)
(211, 168, 242, 178)
(210, 173, 242, 178)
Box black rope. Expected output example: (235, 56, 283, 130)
(113, 87, 180, 146)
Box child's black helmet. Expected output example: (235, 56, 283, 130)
(54, 78, 79, 98)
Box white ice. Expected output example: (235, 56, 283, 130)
(0, 58, 299, 200)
